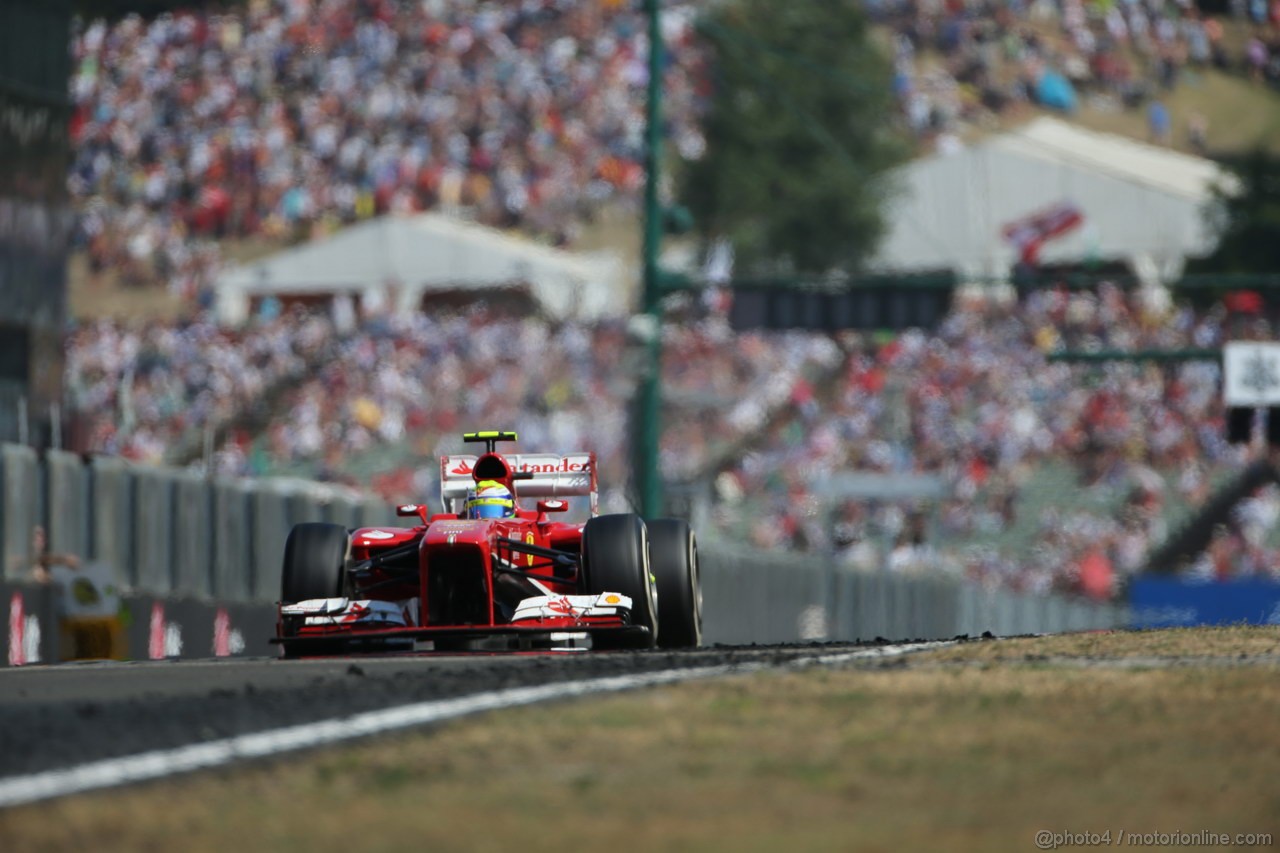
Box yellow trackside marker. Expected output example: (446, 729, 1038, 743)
(526, 532, 536, 566)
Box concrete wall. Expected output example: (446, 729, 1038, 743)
(0, 444, 1129, 647)
(699, 544, 1128, 644)
(2, 445, 373, 604)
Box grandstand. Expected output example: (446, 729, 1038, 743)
(65, 275, 1279, 600)
(54, 0, 1280, 603)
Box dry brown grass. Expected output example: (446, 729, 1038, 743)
(923, 625, 1280, 664)
(2, 631, 1278, 852)
(67, 236, 286, 323)
(67, 254, 187, 323)
(1070, 68, 1280, 155)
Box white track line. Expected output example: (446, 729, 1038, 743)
(0, 641, 949, 808)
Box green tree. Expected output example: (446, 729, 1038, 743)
(1194, 148, 1280, 273)
(679, 0, 908, 275)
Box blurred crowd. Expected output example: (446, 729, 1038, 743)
(69, 0, 705, 297)
(65, 284, 1280, 600)
(65, 303, 837, 514)
(61, 0, 1280, 597)
(67, 0, 1278, 308)
(708, 284, 1280, 598)
(65, 311, 331, 461)
(881, 0, 1280, 151)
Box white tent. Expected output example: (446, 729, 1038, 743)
(214, 213, 628, 325)
(870, 117, 1240, 281)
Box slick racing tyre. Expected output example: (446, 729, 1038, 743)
(281, 522, 349, 603)
(582, 513, 657, 646)
(647, 518, 702, 649)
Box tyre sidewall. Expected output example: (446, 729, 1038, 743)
(648, 518, 702, 648)
(582, 514, 657, 643)
(281, 522, 349, 603)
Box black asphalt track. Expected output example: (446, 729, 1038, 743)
(0, 642, 896, 778)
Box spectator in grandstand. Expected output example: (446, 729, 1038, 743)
(65, 308, 329, 464)
(68, 1, 705, 299)
(1148, 100, 1171, 144)
(878, 0, 1268, 145)
(705, 281, 1248, 599)
(64, 280, 1263, 600)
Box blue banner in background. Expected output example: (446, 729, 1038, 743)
(1129, 577, 1280, 628)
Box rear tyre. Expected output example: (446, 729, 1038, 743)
(648, 518, 702, 649)
(281, 522, 349, 603)
(582, 513, 657, 647)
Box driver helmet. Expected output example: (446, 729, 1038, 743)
(466, 480, 515, 519)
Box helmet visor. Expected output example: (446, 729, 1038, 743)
(470, 499, 513, 519)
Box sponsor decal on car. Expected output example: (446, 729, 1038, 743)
(287, 599, 411, 627)
(435, 522, 481, 536)
(510, 592, 632, 623)
(362, 530, 395, 540)
(281, 597, 349, 615)
(514, 458, 589, 474)
(547, 597, 577, 616)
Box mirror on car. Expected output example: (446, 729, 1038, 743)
(537, 500, 568, 514)
(396, 504, 424, 517)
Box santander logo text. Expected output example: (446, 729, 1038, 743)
(516, 459, 588, 474)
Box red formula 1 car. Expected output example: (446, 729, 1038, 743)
(273, 431, 702, 655)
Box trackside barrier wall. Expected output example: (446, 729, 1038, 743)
(250, 485, 290, 601)
(361, 497, 390, 529)
(0, 445, 1129, 643)
(89, 455, 133, 589)
(213, 479, 253, 601)
(699, 547, 829, 644)
(288, 491, 323, 533)
(133, 466, 175, 594)
(173, 471, 212, 599)
(119, 594, 276, 662)
(699, 545, 1129, 643)
(45, 450, 89, 563)
(323, 496, 362, 530)
(0, 580, 58, 665)
(1, 444, 38, 581)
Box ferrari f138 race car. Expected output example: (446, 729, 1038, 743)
(274, 431, 702, 655)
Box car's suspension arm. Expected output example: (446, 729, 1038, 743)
(496, 537, 581, 582)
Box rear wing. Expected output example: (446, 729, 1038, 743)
(440, 453, 598, 516)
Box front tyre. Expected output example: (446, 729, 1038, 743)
(582, 513, 657, 647)
(281, 522, 349, 603)
(647, 518, 702, 648)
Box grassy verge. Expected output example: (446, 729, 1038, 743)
(1070, 68, 1280, 156)
(2, 629, 1278, 852)
(923, 625, 1280, 663)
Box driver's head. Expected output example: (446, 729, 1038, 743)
(466, 480, 515, 519)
